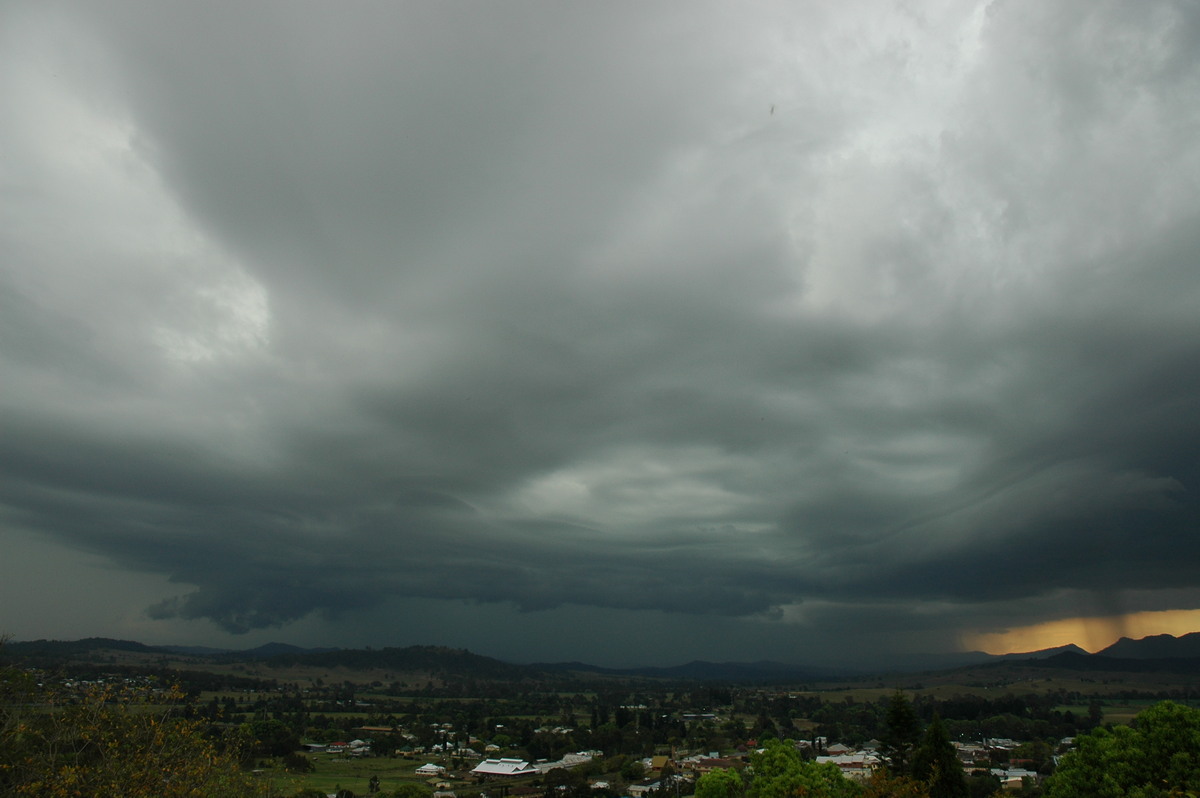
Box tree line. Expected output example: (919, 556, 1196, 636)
(696, 694, 1200, 798)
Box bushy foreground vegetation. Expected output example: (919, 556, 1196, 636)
(0, 665, 266, 796)
(693, 698, 1200, 798)
(695, 713, 980, 798)
(1045, 700, 1200, 798)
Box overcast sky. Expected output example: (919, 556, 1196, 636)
(3, 1, 1200, 669)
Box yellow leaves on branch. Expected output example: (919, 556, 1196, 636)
(0, 674, 267, 797)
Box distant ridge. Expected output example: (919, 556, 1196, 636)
(997, 643, 1090, 659)
(261, 645, 531, 679)
(7, 634, 1198, 680)
(214, 642, 340, 661)
(1033, 650, 1200, 673)
(159, 645, 235, 656)
(0, 639, 344, 663)
(533, 659, 846, 682)
(2, 638, 165, 657)
(1098, 632, 1200, 659)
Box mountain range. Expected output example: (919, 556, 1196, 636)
(3, 632, 1199, 683)
(1095, 631, 1200, 659)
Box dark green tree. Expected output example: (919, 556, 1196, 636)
(695, 767, 746, 798)
(241, 717, 300, 756)
(1045, 701, 1200, 798)
(281, 751, 315, 773)
(880, 692, 921, 776)
(911, 715, 967, 798)
(622, 760, 647, 781)
(963, 773, 1000, 798)
(391, 784, 432, 798)
(747, 738, 860, 798)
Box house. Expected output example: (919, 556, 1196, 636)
(691, 757, 740, 775)
(815, 752, 880, 783)
(955, 742, 989, 766)
(472, 758, 540, 778)
(991, 768, 1039, 791)
(535, 753, 595, 773)
(416, 764, 447, 775)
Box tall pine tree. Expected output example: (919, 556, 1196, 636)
(912, 714, 967, 798)
(880, 691, 921, 776)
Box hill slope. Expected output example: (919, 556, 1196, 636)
(1098, 632, 1200, 659)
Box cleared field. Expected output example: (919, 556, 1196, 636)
(262, 755, 486, 796)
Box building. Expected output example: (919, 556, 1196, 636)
(472, 758, 540, 778)
(416, 764, 447, 776)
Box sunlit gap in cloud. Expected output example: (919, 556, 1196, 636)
(963, 609, 1200, 655)
(3, 9, 271, 370)
(509, 444, 762, 529)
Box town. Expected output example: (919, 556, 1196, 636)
(6, 639, 1198, 797)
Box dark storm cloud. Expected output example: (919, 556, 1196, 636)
(4, 0, 1200, 662)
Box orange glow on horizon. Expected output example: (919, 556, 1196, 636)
(963, 609, 1200, 655)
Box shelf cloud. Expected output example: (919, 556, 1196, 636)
(3, 0, 1200, 666)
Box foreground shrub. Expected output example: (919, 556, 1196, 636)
(0, 667, 266, 797)
(1045, 700, 1200, 798)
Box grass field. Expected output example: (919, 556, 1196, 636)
(1053, 699, 1199, 726)
(259, 755, 461, 796)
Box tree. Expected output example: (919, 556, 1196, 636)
(1045, 701, 1200, 798)
(282, 751, 316, 772)
(696, 767, 746, 798)
(545, 766, 590, 798)
(911, 715, 967, 798)
(880, 692, 921, 777)
(963, 772, 1001, 798)
(861, 769, 929, 798)
(241, 717, 301, 756)
(1010, 739, 1055, 776)
(748, 738, 860, 798)
(391, 784, 432, 798)
(622, 759, 647, 781)
(0, 676, 266, 797)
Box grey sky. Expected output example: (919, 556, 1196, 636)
(3, 0, 1199, 668)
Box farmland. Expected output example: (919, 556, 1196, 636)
(5, 639, 1200, 796)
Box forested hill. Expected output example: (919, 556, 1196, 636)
(1097, 631, 1200, 659)
(1032, 651, 1200, 674)
(1, 637, 164, 657)
(8, 633, 1200, 685)
(258, 644, 533, 679)
(532, 659, 843, 682)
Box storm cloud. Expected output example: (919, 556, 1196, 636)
(3, 0, 1200, 667)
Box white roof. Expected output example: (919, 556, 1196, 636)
(472, 758, 539, 776)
